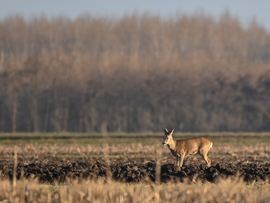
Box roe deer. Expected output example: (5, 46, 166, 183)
(162, 128, 213, 170)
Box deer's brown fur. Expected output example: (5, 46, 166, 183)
(162, 128, 213, 169)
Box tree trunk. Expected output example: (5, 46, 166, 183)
(43, 95, 51, 132)
(79, 92, 85, 132)
(33, 85, 38, 132)
(62, 96, 69, 132)
(43, 80, 55, 132)
(12, 96, 17, 133)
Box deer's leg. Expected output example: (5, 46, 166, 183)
(174, 156, 180, 171)
(199, 151, 211, 167)
(176, 156, 180, 167)
(179, 153, 185, 168)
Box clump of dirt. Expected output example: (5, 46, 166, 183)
(0, 157, 269, 184)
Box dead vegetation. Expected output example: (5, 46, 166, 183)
(0, 176, 269, 202)
(0, 143, 269, 157)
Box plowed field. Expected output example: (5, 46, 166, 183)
(1, 156, 270, 184)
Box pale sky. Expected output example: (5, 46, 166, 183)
(1, 0, 270, 30)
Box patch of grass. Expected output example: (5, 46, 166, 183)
(0, 137, 161, 146)
(0, 132, 270, 146)
(1, 132, 270, 137)
(0, 132, 158, 138)
(48, 185, 58, 194)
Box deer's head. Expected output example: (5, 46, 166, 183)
(162, 128, 174, 145)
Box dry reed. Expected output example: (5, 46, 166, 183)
(0, 176, 268, 202)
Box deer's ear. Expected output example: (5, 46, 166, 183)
(169, 128, 174, 134)
(164, 128, 168, 134)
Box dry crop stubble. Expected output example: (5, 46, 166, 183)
(0, 176, 269, 202)
(0, 144, 269, 157)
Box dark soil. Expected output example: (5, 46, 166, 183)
(0, 157, 270, 184)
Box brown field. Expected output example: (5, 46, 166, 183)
(0, 134, 270, 202)
(1, 156, 270, 184)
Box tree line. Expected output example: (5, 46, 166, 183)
(1, 12, 270, 132)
